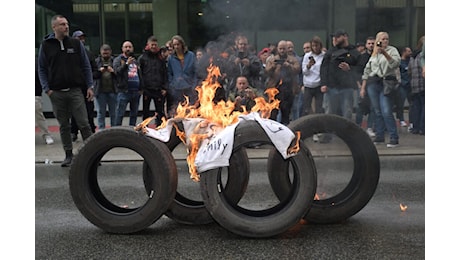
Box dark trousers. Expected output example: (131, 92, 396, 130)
(270, 86, 294, 125)
(49, 88, 93, 152)
(71, 98, 96, 135)
(142, 92, 166, 126)
(302, 86, 324, 116)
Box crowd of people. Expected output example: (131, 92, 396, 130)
(36, 14, 425, 166)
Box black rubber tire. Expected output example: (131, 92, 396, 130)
(69, 127, 178, 234)
(143, 123, 250, 225)
(200, 120, 317, 238)
(267, 114, 380, 224)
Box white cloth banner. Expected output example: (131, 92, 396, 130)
(143, 112, 296, 173)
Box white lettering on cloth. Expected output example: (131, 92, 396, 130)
(142, 112, 296, 173)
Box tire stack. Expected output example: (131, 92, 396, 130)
(69, 114, 380, 238)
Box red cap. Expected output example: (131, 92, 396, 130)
(258, 48, 271, 57)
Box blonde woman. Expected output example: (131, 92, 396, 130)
(360, 31, 401, 148)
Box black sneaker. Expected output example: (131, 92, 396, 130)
(373, 137, 384, 145)
(386, 140, 399, 148)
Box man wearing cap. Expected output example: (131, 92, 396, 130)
(38, 15, 94, 167)
(70, 29, 98, 140)
(320, 29, 362, 122)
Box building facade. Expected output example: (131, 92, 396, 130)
(35, 0, 424, 112)
(36, 0, 424, 55)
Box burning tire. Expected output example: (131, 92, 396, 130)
(143, 124, 250, 225)
(69, 127, 178, 234)
(199, 120, 317, 238)
(267, 114, 380, 224)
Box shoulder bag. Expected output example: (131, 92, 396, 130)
(382, 75, 399, 96)
(379, 63, 400, 96)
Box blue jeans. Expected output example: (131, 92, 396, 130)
(326, 87, 354, 121)
(396, 84, 411, 122)
(290, 91, 304, 121)
(115, 90, 141, 126)
(409, 91, 425, 134)
(367, 81, 399, 142)
(95, 92, 117, 129)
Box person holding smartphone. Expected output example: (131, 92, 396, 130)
(94, 44, 117, 130)
(113, 41, 142, 126)
(302, 36, 326, 117)
(226, 35, 263, 97)
(265, 40, 301, 125)
(360, 31, 401, 148)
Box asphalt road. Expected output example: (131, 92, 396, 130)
(35, 156, 424, 259)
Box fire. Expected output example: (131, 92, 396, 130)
(400, 203, 408, 212)
(313, 192, 327, 200)
(287, 131, 301, 154)
(134, 114, 167, 133)
(139, 63, 283, 182)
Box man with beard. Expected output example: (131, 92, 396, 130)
(320, 29, 362, 122)
(227, 35, 263, 97)
(265, 40, 301, 125)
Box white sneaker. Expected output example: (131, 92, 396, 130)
(44, 135, 54, 145)
(313, 134, 319, 142)
(400, 121, 408, 127)
(366, 128, 376, 137)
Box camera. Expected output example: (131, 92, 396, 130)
(376, 41, 382, 47)
(308, 56, 314, 61)
(103, 63, 109, 69)
(237, 51, 245, 59)
(274, 59, 285, 65)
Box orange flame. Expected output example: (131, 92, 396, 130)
(287, 131, 301, 154)
(400, 203, 408, 212)
(146, 64, 281, 181)
(134, 117, 154, 134)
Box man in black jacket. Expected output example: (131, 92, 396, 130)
(320, 29, 362, 121)
(138, 36, 168, 126)
(38, 15, 94, 167)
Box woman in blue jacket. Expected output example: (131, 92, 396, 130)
(167, 35, 198, 117)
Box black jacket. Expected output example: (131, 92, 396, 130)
(137, 50, 168, 95)
(320, 45, 362, 89)
(113, 54, 143, 93)
(38, 34, 93, 92)
(35, 57, 43, 96)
